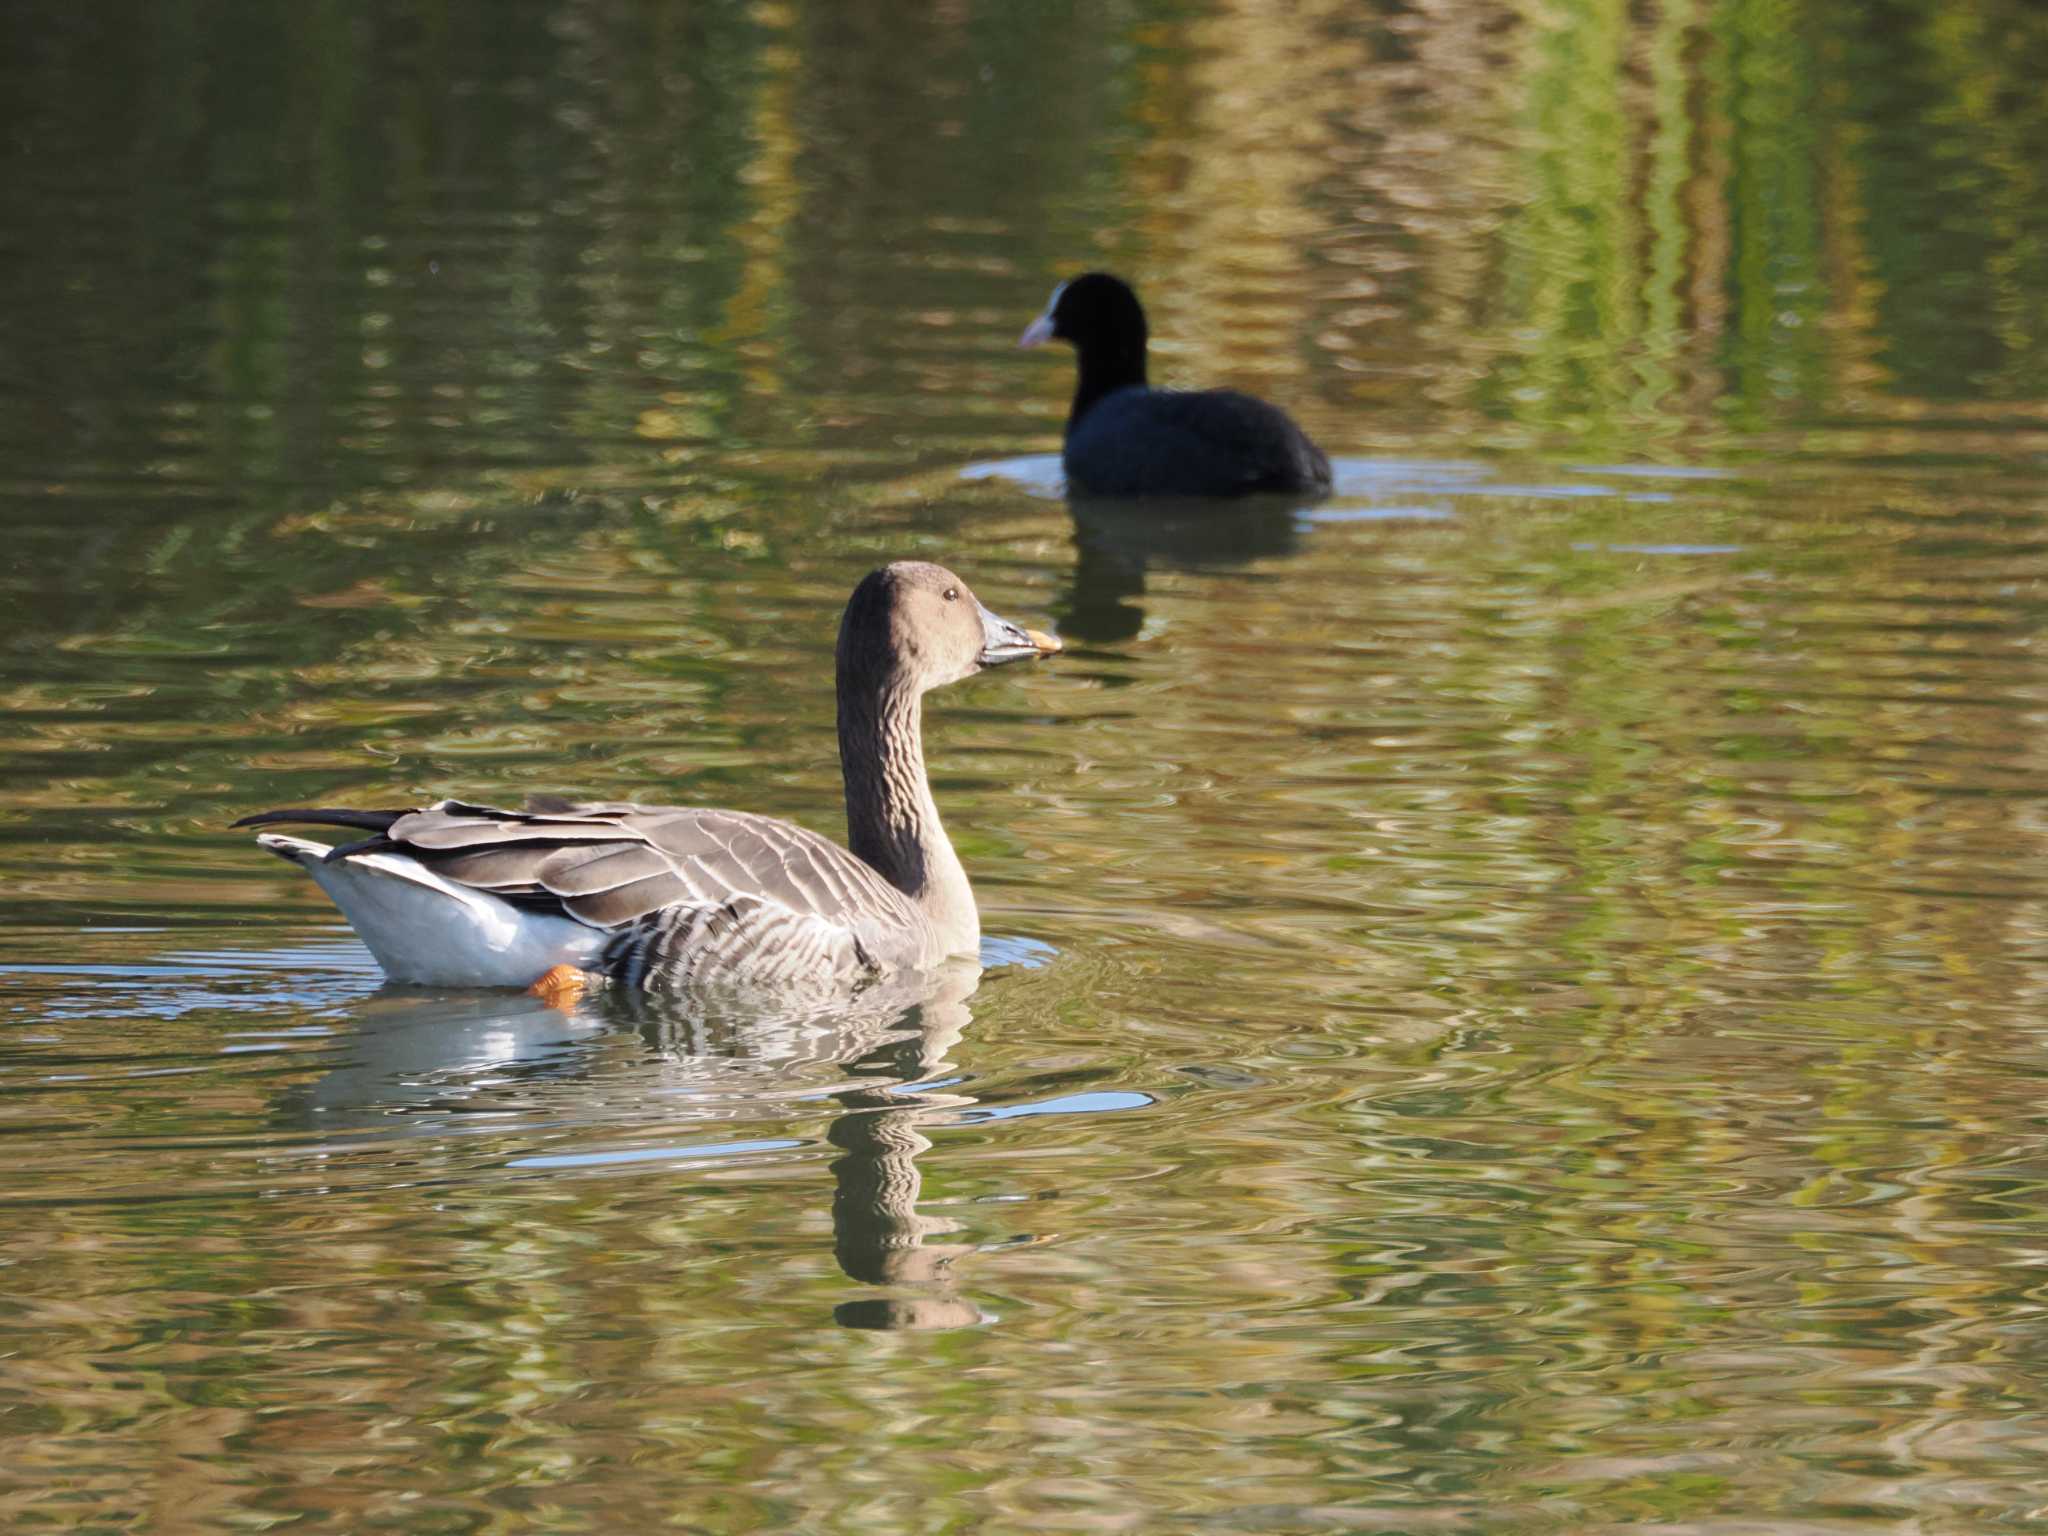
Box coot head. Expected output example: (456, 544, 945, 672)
(1019, 272, 1148, 383)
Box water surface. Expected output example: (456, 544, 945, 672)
(6, 1, 2048, 1531)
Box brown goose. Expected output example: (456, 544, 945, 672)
(235, 562, 1060, 992)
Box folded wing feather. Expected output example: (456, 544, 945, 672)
(366, 800, 925, 979)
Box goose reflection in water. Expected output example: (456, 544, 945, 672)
(823, 969, 991, 1331)
(271, 963, 1003, 1331)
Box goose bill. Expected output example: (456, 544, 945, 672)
(978, 605, 1061, 666)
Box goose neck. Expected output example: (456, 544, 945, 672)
(837, 680, 977, 953)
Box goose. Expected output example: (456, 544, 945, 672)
(1020, 271, 1332, 499)
(235, 562, 1060, 995)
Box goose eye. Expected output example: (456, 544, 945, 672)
(943, 587, 958, 602)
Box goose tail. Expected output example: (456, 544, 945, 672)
(243, 831, 604, 987)
(232, 807, 408, 836)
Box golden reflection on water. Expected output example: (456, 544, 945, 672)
(4, 0, 2048, 1530)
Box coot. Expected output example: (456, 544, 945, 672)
(1020, 272, 1331, 499)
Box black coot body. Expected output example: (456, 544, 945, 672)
(1020, 272, 1332, 499)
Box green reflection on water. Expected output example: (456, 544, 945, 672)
(3, 0, 2048, 1531)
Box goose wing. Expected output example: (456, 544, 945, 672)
(237, 799, 929, 983)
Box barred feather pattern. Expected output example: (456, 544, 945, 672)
(602, 894, 880, 993)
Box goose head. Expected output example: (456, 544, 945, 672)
(837, 561, 1060, 696)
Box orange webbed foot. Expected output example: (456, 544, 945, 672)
(526, 964, 591, 1009)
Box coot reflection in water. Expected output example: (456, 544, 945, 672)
(1064, 493, 1307, 644)
(963, 455, 1478, 645)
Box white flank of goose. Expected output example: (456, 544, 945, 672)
(236, 562, 1061, 993)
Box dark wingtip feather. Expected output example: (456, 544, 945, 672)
(231, 807, 409, 833)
